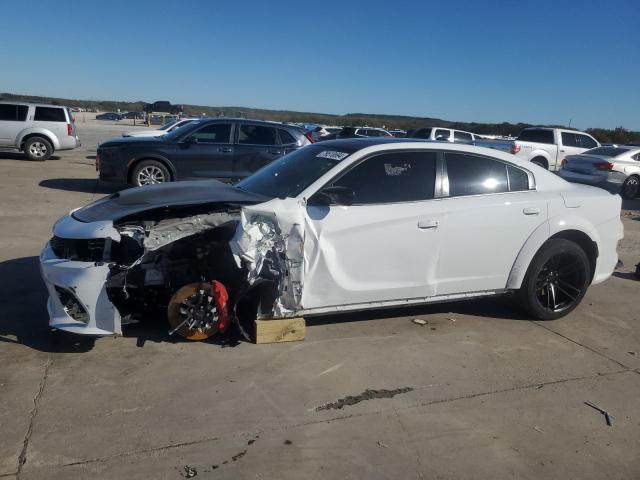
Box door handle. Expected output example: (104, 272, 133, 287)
(523, 207, 540, 215)
(418, 220, 438, 229)
(218, 147, 232, 153)
(268, 149, 282, 155)
(560, 149, 565, 153)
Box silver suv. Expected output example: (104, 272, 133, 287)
(0, 101, 80, 160)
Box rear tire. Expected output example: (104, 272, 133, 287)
(517, 239, 590, 320)
(24, 136, 53, 161)
(620, 175, 639, 199)
(131, 160, 171, 187)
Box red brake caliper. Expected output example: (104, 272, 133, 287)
(212, 280, 230, 332)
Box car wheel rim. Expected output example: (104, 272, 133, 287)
(623, 178, 639, 197)
(534, 252, 586, 313)
(137, 166, 166, 185)
(29, 142, 47, 157)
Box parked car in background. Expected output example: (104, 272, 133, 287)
(122, 118, 200, 138)
(508, 127, 600, 171)
(408, 127, 478, 144)
(124, 111, 145, 120)
(0, 101, 80, 160)
(42, 139, 622, 338)
(389, 129, 407, 137)
(320, 126, 393, 140)
(96, 112, 124, 121)
(143, 101, 183, 114)
(97, 118, 311, 186)
(307, 125, 342, 142)
(559, 146, 640, 198)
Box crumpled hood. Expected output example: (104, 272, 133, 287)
(72, 180, 269, 223)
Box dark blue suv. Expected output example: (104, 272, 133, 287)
(97, 118, 312, 186)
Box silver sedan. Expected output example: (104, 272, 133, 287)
(559, 146, 640, 198)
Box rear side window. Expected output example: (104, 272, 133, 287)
(446, 153, 508, 196)
(34, 106, 66, 122)
(279, 129, 296, 144)
(239, 124, 277, 145)
(454, 131, 473, 144)
(561, 132, 579, 147)
(191, 123, 231, 143)
(507, 165, 530, 191)
(333, 151, 437, 204)
(577, 134, 597, 149)
(518, 129, 554, 144)
(0, 104, 28, 121)
(584, 147, 628, 157)
(435, 129, 450, 141)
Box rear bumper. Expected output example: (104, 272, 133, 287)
(592, 215, 624, 285)
(58, 135, 81, 151)
(559, 169, 626, 194)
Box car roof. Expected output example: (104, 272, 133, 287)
(195, 117, 302, 128)
(0, 100, 69, 108)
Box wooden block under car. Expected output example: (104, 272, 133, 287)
(254, 318, 305, 344)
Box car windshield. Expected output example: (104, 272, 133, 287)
(161, 121, 202, 140)
(584, 146, 631, 157)
(159, 120, 178, 131)
(236, 145, 352, 198)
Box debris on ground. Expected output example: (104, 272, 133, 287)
(412, 318, 428, 326)
(284, 440, 293, 445)
(232, 450, 247, 462)
(316, 387, 414, 411)
(377, 441, 390, 448)
(181, 465, 197, 478)
(533, 426, 545, 434)
(585, 401, 615, 426)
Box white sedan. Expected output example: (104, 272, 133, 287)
(122, 118, 199, 138)
(40, 139, 622, 339)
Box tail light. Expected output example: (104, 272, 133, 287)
(95, 153, 101, 171)
(594, 161, 613, 171)
(561, 159, 567, 166)
(67, 123, 73, 136)
(510, 143, 521, 154)
(304, 131, 315, 143)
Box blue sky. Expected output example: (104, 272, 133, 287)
(1, 0, 639, 129)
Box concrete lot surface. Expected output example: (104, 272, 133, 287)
(1, 116, 639, 479)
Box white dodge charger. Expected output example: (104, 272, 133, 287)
(40, 139, 623, 340)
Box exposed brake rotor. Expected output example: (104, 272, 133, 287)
(167, 281, 230, 340)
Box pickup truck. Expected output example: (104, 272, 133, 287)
(506, 127, 600, 171)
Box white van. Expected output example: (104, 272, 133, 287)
(0, 101, 80, 160)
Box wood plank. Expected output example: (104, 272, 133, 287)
(255, 318, 305, 344)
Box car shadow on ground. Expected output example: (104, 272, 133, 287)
(39, 178, 122, 194)
(306, 295, 531, 327)
(0, 151, 61, 161)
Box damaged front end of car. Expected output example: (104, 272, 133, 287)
(40, 186, 305, 341)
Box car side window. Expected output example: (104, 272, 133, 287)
(332, 151, 437, 204)
(34, 107, 66, 122)
(507, 165, 530, 191)
(278, 129, 296, 145)
(561, 132, 579, 147)
(190, 123, 231, 143)
(435, 129, 450, 141)
(578, 134, 597, 149)
(239, 125, 277, 145)
(445, 153, 509, 196)
(454, 131, 473, 144)
(0, 104, 28, 121)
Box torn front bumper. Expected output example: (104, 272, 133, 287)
(40, 241, 122, 336)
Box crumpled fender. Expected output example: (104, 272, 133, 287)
(229, 198, 305, 316)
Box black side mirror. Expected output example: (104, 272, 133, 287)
(180, 136, 197, 147)
(309, 186, 355, 206)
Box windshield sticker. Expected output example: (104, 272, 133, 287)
(316, 150, 349, 161)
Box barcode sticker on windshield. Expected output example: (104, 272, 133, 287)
(316, 150, 349, 161)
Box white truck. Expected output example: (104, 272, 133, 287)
(508, 127, 599, 171)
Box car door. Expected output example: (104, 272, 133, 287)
(233, 123, 282, 179)
(0, 104, 29, 145)
(173, 122, 234, 180)
(302, 150, 442, 309)
(434, 151, 548, 295)
(558, 132, 584, 169)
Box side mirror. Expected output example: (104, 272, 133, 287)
(180, 136, 197, 147)
(308, 186, 355, 206)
